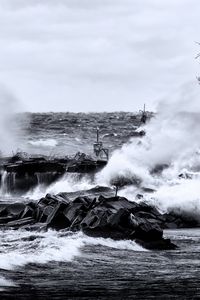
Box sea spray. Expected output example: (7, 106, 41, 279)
(28, 139, 58, 148)
(0, 84, 24, 155)
(25, 172, 95, 200)
(96, 82, 200, 217)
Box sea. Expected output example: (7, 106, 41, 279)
(1, 112, 200, 299)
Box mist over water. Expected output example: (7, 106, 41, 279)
(96, 82, 200, 217)
(0, 85, 24, 155)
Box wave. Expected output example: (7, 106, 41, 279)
(28, 139, 58, 147)
(0, 230, 82, 271)
(0, 228, 145, 287)
(25, 173, 94, 200)
(146, 177, 200, 216)
(0, 230, 145, 271)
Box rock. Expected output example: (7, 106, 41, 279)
(36, 194, 70, 229)
(5, 217, 36, 228)
(99, 196, 139, 212)
(136, 202, 161, 216)
(58, 186, 114, 201)
(21, 223, 48, 232)
(19, 202, 37, 219)
(0, 192, 178, 250)
(133, 220, 163, 241)
(81, 208, 110, 230)
(0, 203, 26, 218)
(63, 202, 85, 223)
(135, 238, 177, 250)
(0, 216, 17, 224)
(163, 211, 200, 229)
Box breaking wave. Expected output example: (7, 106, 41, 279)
(26, 173, 94, 200)
(28, 139, 58, 148)
(0, 229, 145, 270)
(0, 229, 145, 288)
(96, 82, 200, 217)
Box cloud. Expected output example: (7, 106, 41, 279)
(0, 0, 199, 111)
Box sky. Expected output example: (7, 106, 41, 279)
(0, 0, 199, 112)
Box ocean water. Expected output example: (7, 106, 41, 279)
(1, 112, 200, 299)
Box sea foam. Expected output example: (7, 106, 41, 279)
(28, 138, 58, 147)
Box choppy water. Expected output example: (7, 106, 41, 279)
(15, 112, 143, 156)
(1, 112, 200, 299)
(1, 229, 200, 299)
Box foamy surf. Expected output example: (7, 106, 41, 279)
(0, 228, 145, 288)
(28, 139, 58, 147)
(0, 229, 145, 271)
(25, 173, 95, 200)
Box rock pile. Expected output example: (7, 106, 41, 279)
(0, 189, 177, 250)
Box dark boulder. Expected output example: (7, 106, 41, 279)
(98, 196, 139, 212)
(5, 217, 36, 228)
(0, 203, 26, 219)
(135, 238, 177, 250)
(163, 211, 200, 229)
(0, 192, 178, 250)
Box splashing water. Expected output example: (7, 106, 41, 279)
(0, 228, 145, 288)
(97, 82, 200, 216)
(28, 139, 58, 148)
(25, 173, 95, 200)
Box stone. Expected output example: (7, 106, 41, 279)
(135, 238, 177, 250)
(0, 191, 178, 250)
(5, 217, 36, 228)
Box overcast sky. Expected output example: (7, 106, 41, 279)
(0, 0, 199, 112)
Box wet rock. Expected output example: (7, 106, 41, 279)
(98, 196, 139, 212)
(6, 217, 36, 228)
(0, 203, 26, 218)
(133, 220, 163, 241)
(19, 202, 37, 219)
(0, 216, 17, 224)
(0, 193, 178, 250)
(135, 238, 177, 250)
(58, 186, 114, 201)
(22, 223, 48, 232)
(163, 211, 199, 229)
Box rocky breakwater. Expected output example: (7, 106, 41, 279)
(0, 152, 107, 193)
(0, 187, 177, 250)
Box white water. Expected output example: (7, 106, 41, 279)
(95, 82, 200, 217)
(25, 173, 95, 200)
(0, 230, 145, 271)
(2, 83, 200, 290)
(0, 229, 144, 288)
(28, 139, 58, 148)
